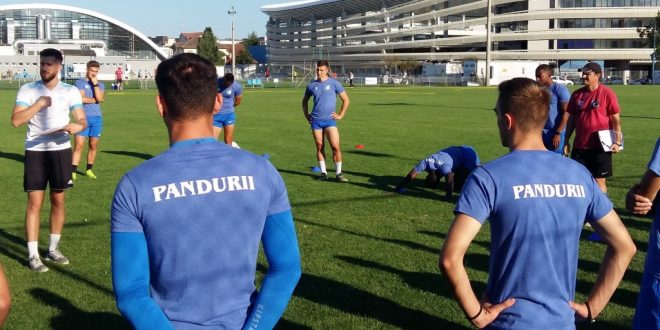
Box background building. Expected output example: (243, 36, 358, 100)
(0, 3, 165, 81)
(261, 0, 660, 83)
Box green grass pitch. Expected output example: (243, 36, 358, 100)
(0, 83, 658, 329)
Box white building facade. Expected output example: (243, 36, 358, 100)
(261, 0, 660, 79)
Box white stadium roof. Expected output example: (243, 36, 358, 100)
(261, 0, 411, 20)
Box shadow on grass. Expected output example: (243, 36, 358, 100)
(345, 150, 397, 158)
(336, 255, 488, 298)
(0, 150, 24, 163)
(30, 288, 130, 330)
(102, 150, 153, 160)
(292, 272, 469, 329)
(620, 114, 660, 120)
(296, 218, 439, 255)
(0, 229, 114, 296)
(274, 319, 313, 330)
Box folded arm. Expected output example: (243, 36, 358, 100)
(111, 232, 173, 330)
(243, 210, 301, 330)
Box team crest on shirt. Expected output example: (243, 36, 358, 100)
(226, 90, 233, 95)
(325, 85, 331, 91)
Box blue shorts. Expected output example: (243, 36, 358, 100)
(311, 119, 337, 130)
(77, 115, 103, 138)
(213, 112, 236, 128)
(633, 272, 660, 330)
(542, 130, 565, 154)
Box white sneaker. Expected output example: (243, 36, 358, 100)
(45, 249, 70, 265)
(28, 256, 49, 273)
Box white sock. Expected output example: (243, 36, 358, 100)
(335, 162, 342, 175)
(27, 241, 39, 258)
(319, 161, 327, 174)
(49, 233, 61, 252)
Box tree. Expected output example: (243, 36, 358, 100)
(197, 27, 223, 65)
(236, 49, 254, 65)
(637, 11, 660, 64)
(244, 31, 260, 47)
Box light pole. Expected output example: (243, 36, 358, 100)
(228, 6, 237, 77)
(638, 20, 657, 85)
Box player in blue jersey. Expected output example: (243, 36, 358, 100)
(12, 48, 87, 272)
(214, 73, 243, 146)
(440, 78, 636, 329)
(302, 60, 350, 182)
(535, 64, 570, 154)
(626, 138, 660, 330)
(111, 53, 301, 329)
(72, 61, 105, 179)
(393, 146, 479, 198)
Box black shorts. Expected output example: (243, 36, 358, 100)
(571, 148, 613, 178)
(24, 149, 73, 191)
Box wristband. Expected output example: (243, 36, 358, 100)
(466, 305, 483, 322)
(585, 301, 595, 323)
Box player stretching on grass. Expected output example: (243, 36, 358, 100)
(111, 53, 301, 329)
(214, 73, 243, 146)
(72, 60, 105, 179)
(440, 78, 635, 329)
(394, 145, 479, 198)
(302, 60, 350, 182)
(11, 48, 87, 272)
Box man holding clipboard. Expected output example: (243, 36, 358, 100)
(564, 62, 622, 193)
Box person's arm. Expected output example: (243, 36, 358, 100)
(440, 214, 515, 328)
(609, 113, 622, 153)
(91, 79, 105, 103)
(63, 107, 87, 135)
(553, 101, 569, 149)
(11, 97, 50, 128)
(444, 172, 455, 197)
(332, 91, 349, 120)
(569, 209, 636, 321)
(301, 94, 311, 123)
(243, 210, 301, 330)
(112, 232, 173, 330)
(0, 264, 11, 327)
(234, 95, 243, 107)
(626, 169, 660, 215)
(394, 169, 419, 193)
(563, 112, 575, 155)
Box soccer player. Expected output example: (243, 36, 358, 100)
(72, 61, 105, 179)
(393, 146, 479, 198)
(302, 60, 350, 182)
(214, 73, 242, 145)
(535, 64, 570, 154)
(11, 48, 87, 272)
(111, 53, 301, 329)
(114, 67, 123, 90)
(440, 78, 636, 329)
(625, 138, 660, 330)
(564, 62, 622, 193)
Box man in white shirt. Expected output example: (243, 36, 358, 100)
(11, 48, 87, 272)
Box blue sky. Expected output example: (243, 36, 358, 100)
(9, 0, 281, 40)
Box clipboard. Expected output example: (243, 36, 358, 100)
(598, 130, 623, 152)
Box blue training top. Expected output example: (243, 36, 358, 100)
(413, 146, 480, 176)
(304, 78, 345, 121)
(111, 140, 300, 329)
(217, 79, 243, 115)
(645, 138, 660, 278)
(456, 150, 612, 330)
(543, 82, 570, 133)
(74, 79, 105, 117)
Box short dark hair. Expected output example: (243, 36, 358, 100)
(317, 60, 329, 68)
(155, 53, 218, 120)
(87, 60, 100, 69)
(535, 64, 553, 76)
(40, 48, 63, 63)
(497, 78, 549, 132)
(223, 73, 234, 84)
